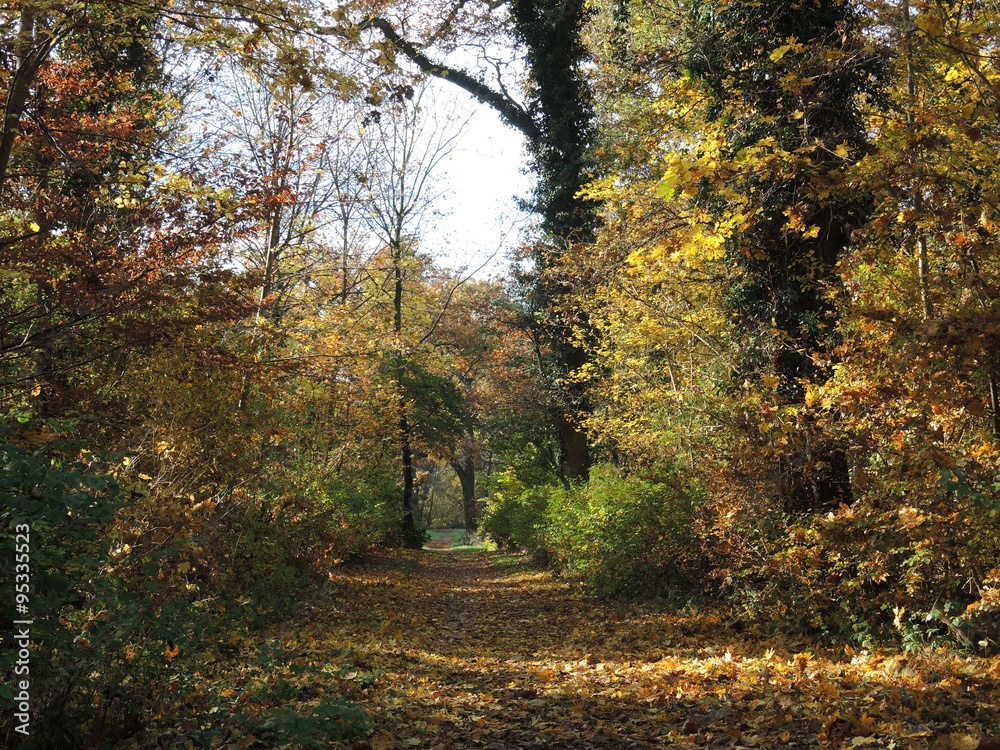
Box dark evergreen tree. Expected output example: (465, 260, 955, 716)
(509, 0, 598, 481)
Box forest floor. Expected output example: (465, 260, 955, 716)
(148, 549, 1000, 749)
(284, 550, 998, 749)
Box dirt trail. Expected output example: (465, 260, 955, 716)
(309, 551, 998, 749)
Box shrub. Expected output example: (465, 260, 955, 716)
(544, 463, 705, 599)
(479, 469, 552, 561)
(237, 695, 370, 748)
(0, 421, 142, 746)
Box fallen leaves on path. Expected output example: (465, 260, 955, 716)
(137, 550, 1000, 748)
(307, 551, 999, 749)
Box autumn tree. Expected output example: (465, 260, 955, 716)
(355, 83, 467, 543)
(426, 279, 544, 533)
(0, 1, 257, 420)
(672, 0, 883, 513)
(324, 0, 599, 480)
(805, 0, 1000, 633)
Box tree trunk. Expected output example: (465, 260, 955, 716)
(1, 9, 53, 187)
(451, 453, 477, 534)
(392, 239, 421, 545)
(398, 406, 418, 542)
(557, 416, 590, 484)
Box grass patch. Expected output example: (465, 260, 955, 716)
(488, 551, 537, 572)
(424, 528, 486, 553)
(426, 528, 466, 546)
(448, 543, 487, 553)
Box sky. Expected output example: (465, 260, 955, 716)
(419, 86, 534, 280)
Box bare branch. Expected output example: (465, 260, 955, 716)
(356, 16, 540, 147)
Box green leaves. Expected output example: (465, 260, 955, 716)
(543, 463, 704, 599)
(938, 468, 1000, 513)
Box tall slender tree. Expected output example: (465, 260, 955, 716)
(359, 83, 466, 543)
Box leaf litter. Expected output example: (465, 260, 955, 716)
(133, 550, 1000, 749)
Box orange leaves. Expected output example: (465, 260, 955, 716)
(897, 506, 928, 530)
(271, 551, 1000, 748)
(123, 548, 1000, 748)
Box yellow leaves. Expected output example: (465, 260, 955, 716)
(916, 13, 946, 38)
(898, 507, 927, 530)
(144, 546, 1000, 748)
(944, 66, 967, 84)
(161, 173, 193, 192)
(971, 442, 998, 458)
(113, 195, 139, 209)
(761, 375, 781, 392)
(577, 176, 617, 203)
(937, 735, 981, 750)
(893, 606, 907, 630)
(657, 153, 705, 202)
(769, 38, 807, 62)
(769, 46, 793, 63)
(803, 385, 821, 408)
(665, 209, 747, 264)
(626, 242, 670, 266)
(690, 224, 728, 261)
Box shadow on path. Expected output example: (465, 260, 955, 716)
(312, 551, 998, 749)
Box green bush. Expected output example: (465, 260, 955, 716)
(0, 421, 134, 745)
(0, 421, 234, 748)
(479, 468, 552, 560)
(544, 464, 705, 599)
(274, 461, 419, 556)
(215, 500, 323, 625)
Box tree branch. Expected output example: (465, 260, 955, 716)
(358, 16, 540, 147)
(1, 10, 55, 186)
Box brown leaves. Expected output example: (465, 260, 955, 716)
(122, 548, 1000, 748)
(278, 551, 1000, 749)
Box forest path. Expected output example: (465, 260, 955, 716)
(309, 550, 997, 749)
